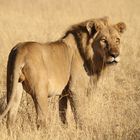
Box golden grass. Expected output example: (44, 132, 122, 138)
(0, 0, 140, 139)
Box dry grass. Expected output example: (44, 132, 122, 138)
(0, 0, 140, 139)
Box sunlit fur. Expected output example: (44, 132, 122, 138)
(0, 17, 126, 130)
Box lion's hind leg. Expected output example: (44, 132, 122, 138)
(32, 83, 48, 129)
(7, 82, 23, 133)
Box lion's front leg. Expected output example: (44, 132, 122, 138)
(59, 94, 68, 125)
(59, 88, 84, 128)
(68, 92, 79, 128)
(59, 84, 71, 126)
(68, 72, 89, 129)
(68, 90, 85, 129)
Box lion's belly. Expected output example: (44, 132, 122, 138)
(47, 78, 68, 97)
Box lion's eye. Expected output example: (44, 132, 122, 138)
(101, 39, 106, 43)
(100, 38, 107, 44)
(116, 38, 120, 45)
(100, 38, 107, 48)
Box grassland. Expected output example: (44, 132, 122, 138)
(0, 0, 140, 139)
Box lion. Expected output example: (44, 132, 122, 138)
(0, 17, 126, 130)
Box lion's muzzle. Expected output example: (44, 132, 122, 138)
(106, 56, 120, 64)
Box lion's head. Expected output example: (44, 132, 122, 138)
(84, 17, 126, 76)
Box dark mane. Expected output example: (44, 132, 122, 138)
(63, 25, 89, 62)
(62, 21, 105, 78)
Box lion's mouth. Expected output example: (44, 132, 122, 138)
(106, 56, 120, 64)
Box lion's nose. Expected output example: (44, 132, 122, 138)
(109, 49, 119, 58)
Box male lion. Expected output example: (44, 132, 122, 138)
(0, 17, 126, 129)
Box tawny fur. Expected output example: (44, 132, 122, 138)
(0, 17, 126, 129)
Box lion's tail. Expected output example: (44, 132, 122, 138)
(0, 46, 22, 119)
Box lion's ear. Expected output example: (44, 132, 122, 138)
(86, 17, 109, 35)
(86, 21, 94, 35)
(115, 22, 126, 33)
(86, 21, 103, 35)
